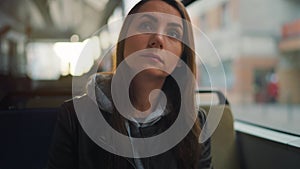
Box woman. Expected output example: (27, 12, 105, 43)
(47, 0, 212, 169)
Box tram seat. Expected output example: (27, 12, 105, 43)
(0, 90, 238, 169)
(0, 108, 58, 169)
(197, 90, 240, 169)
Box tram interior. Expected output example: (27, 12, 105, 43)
(1, 0, 300, 169)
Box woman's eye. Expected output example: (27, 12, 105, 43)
(138, 22, 153, 32)
(167, 29, 182, 39)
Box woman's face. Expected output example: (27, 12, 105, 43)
(123, 0, 184, 77)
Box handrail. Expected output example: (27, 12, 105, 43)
(195, 90, 230, 105)
(0, 108, 59, 115)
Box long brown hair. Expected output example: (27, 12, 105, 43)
(112, 0, 201, 168)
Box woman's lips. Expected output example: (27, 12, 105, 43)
(141, 53, 164, 64)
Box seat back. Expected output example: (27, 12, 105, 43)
(196, 90, 240, 169)
(0, 108, 58, 169)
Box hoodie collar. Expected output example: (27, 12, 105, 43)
(87, 73, 114, 113)
(86, 73, 170, 126)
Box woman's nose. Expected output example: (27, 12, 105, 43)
(148, 33, 164, 49)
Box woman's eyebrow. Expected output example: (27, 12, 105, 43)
(167, 23, 183, 31)
(139, 13, 183, 30)
(139, 14, 158, 23)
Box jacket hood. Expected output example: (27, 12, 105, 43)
(86, 73, 114, 113)
(86, 72, 171, 125)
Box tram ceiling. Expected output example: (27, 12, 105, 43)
(0, 0, 121, 40)
(0, 0, 198, 40)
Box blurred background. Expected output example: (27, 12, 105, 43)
(1, 0, 299, 130)
(187, 0, 300, 135)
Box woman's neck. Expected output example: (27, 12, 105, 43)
(129, 73, 165, 118)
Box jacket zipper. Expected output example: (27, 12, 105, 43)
(125, 157, 137, 169)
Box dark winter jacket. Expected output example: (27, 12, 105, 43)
(47, 74, 212, 169)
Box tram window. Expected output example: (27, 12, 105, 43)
(187, 0, 300, 136)
(26, 42, 61, 80)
